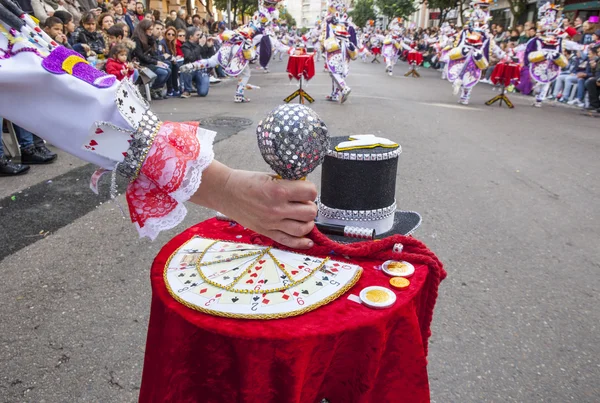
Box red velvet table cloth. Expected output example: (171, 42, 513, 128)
(407, 51, 424, 66)
(491, 62, 521, 87)
(139, 218, 445, 403)
(287, 54, 316, 81)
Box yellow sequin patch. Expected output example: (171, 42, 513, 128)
(62, 55, 89, 75)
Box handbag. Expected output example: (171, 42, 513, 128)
(139, 66, 157, 84)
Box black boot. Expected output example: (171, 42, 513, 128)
(36, 144, 58, 160)
(0, 155, 30, 176)
(20, 145, 56, 164)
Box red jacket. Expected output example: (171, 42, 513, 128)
(176, 39, 184, 57)
(105, 58, 134, 81)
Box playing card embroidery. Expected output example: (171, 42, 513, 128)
(164, 236, 364, 319)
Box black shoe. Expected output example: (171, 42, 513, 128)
(20, 145, 56, 164)
(0, 155, 30, 176)
(36, 144, 58, 160)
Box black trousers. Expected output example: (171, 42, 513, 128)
(585, 77, 600, 109)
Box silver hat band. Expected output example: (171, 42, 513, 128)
(317, 199, 397, 222)
(327, 147, 401, 161)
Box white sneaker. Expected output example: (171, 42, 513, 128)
(209, 76, 221, 84)
(568, 99, 584, 107)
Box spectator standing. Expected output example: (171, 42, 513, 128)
(123, 0, 138, 34)
(98, 12, 115, 54)
(580, 21, 595, 45)
(112, 0, 126, 25)
(181, 26, 210, 98)
(574, 17, 584, 36)
(166, 10, 177, 27)
(132, 19, 171, 100)
(173, 9, 187, 31)
(134, 2, 145, 21)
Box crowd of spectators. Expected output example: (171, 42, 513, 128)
(2, 0, 231, 176)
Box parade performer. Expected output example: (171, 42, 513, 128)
(524, 3, 569, 108)
(382, 18, 410, 76)
(253, 0, 292, 73)
(181, 6, 291, 103)
(319, 0, 358, 104)
(307, 19, 323, 60)
(437, 22, 456, 79)
(0, 0, 315, 248)
(446, 0, 504, 105)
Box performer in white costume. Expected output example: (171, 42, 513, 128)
(382, 18, 410, 76)
(319, 0, 358, 104)
(446, 0, 504, 105)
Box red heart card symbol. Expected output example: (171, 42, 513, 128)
(255, 266, 262, 271)
(89, 140, 98, 146)
(299, 265, 304, 269)
(246, 279, 254, 284)
(250, 273, 258, 278)
(258, 280, 264, 284)
(291, 270, 299, 275)
(95, 128, 103, 134)
(259, 260, 266, 264)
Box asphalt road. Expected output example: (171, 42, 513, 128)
(1, 58, 598, 403)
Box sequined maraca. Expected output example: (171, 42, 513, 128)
(256, 105, 330, 180)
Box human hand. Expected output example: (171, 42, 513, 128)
(158, 61, 169, 68)
(193, 162, 318, 249)
(82, 44, 91, 53)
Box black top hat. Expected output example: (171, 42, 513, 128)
(316, 135, 422, 241)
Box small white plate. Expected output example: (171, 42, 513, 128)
(359, 286, 396, 309)
(381, 260, 415, 278)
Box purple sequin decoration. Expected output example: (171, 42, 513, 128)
(0, 40, 43, 61)
(462, 56, 482, 88)
(41, 46, 115, 88)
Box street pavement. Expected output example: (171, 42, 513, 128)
(1, 58, 599, 403)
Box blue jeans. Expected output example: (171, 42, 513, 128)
(147, 65, 171, 89)
(0, 118, 34, 157)
(182, 70, 210, 97)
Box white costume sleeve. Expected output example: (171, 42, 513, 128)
(0, 5, 215, 240)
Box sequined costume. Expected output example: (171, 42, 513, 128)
(181, 7, 289, 103)
(382, 18, 410, 76)
(253, 1, 291, 73)
(0, 0, 215, 239)
(320, 0, 358, 104)
(446, 0, 504, 105)
(524, 3, 570, 107)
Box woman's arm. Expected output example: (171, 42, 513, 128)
(191, 161, 317, 249)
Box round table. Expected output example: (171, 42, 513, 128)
(139, 218, 445, 403)
(287, 53, 316, 81)
(491, 62, 521, 87)
(407, 51, 424, 66)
